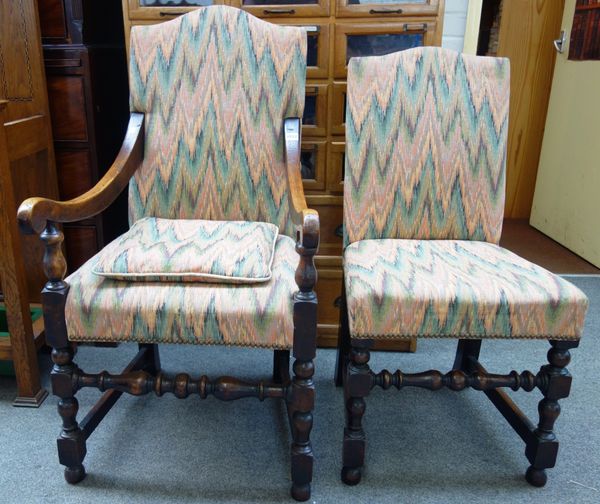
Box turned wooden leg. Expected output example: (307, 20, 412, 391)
(42, 223, 86, 484)
(335, 285, 351, 387)
(273, 349, 290, 384)
(139, 343, 161, 375)
(453, 339, 482, 372)
(525, 340, 578, 487)
(342, 341, 373, 486)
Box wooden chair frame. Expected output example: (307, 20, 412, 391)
(335, 282, 578, 488)
(18, 114, 319, 502)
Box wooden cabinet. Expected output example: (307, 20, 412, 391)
(121, 0, 445, 347)
(38, 0, 130, 273)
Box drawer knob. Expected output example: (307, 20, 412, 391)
(334, 224, 344, 238)
(369, 8, 403, 15)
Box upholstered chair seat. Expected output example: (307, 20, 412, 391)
(344, 239, 587, 340)
(65, 234, 298, 348)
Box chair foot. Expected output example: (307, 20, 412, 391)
(525, 466, 547, 487)
(64, 464, 86, 484)
(341, 466, 362, 486)
(291, 483, 311, 502)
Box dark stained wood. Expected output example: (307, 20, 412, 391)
(63, 225, 98, 273)
(47, 75, 88, 141)
(340, 336, 579, 488)
(38, 0, 67, 40)
(55, 150, 93, 200)
(342, 343, 372, 486)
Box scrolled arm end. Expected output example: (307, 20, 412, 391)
(17, 197, 54, 235)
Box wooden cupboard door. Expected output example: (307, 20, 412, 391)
(336, 0, 440, 18)
(0, 0, 59, 302)
(327, 141, 345, 193)
(0, 0, 58, 402)
(330, 81, 346, 135)
(300, 140, 327, 191)
(234, 0, 330, 18)
(333, 19, 439, 77)
(303, 84, 328, 137)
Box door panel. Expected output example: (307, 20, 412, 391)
(530, 0, 600, 267)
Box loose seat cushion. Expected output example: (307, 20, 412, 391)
(344, 239, 588, 340)
(93, 218, 279, 284)
(65, 235, 298, 348)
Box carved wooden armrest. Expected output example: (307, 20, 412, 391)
(17, 113, 144, 235)
(284, 118, 320, 295)
(284, 118, 320, 251)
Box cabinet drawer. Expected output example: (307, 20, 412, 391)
(334, 19, 438, 77)
(327, 141, 345, 193)
(330, 82, 346, 135)
(47, 75, 88, 141)
(126, 0, 228, 20)
(55, 149, 93, 200)
(301, 140, 327, 191)
(303, 84, 328, 137)
(312, 203, 343, 255)
(336, 0, 440, 18)
(236, 0, 330, 18)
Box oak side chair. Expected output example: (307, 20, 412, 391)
(17, 6, 319, 501)
(335, 46, 588, 488)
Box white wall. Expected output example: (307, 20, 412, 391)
(442, 0, 469, 52)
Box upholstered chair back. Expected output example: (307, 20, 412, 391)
(128, 6, 306, 238)
(344, 47, 510, 247)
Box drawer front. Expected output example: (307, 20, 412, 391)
(330, 82, 346, 135)
(301, 140, 327, 191)
(235, 0, 330, 18)
(336, 0, 440, 18)
(303, 83, 328, 137)
(334, 19, 438, 78)
(46, 75, 88, 142)
(64, 225, 99, 273)
(312, 203, 343, 255)
(327, 141, 345, 193)
(127, 0, 229, 20)
(55, 149, 93, 200)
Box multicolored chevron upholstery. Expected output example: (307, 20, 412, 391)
(65, 236, 298, 348)
(93, 218, 279, 283)
(128, 6, 306, 238)
(344, 240, 588, 340)
(344, 47, 510, 246)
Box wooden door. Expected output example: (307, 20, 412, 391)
(530, 0, 600, 267)
(0, 0, 59, 405)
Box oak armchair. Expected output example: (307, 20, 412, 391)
(336, 47, 588, 488)
(18, 7, 318, 501)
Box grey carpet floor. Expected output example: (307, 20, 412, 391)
(0, 276, 598, 504)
